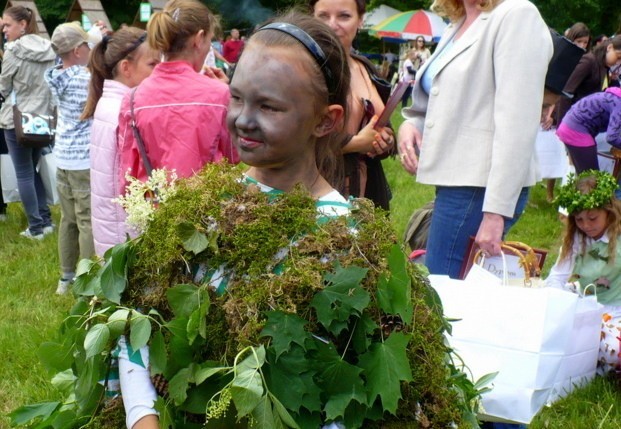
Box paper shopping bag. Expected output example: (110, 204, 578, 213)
(430, 275, 586, 424)
(1, 154, 20, 203)
(37, 150, 58, 205)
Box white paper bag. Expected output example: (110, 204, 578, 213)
(1, 153, 20, 203)
(430, 275, 602, 424)
(38, 151, 58, 205)
(535, 127, 569, 179)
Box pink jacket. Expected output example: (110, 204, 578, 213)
(90, 79, 132, 257)
(117, 61, 238, 189)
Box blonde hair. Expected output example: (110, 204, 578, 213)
(560, 176, 621, 264)
(147, 0, 216, 55)
(431, 0, 501, 21)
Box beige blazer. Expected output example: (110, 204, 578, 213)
(403, 0, 552, 217)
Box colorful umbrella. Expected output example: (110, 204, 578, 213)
(369, 9, 448, 42)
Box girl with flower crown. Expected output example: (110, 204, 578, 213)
(546, 170, 621, 372)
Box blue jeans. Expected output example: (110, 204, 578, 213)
(4, 128, 51, 234)
(425, 186, 529, 279)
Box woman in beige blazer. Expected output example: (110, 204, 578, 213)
(397, 0, 552, 278)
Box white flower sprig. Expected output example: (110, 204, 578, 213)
(114, 169, 178, 234)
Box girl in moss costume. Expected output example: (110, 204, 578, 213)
(119, 9, 353, 429)
(546, 170, 621, 372)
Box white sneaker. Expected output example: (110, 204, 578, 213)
(0, 214, 6, 221)
(56, 278, 73, 295)
(43, 224, 55, 235)
(20, 229, 44, 240)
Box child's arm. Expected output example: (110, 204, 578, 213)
(117, 336, 159, 429)
(545, 246, 576, 290)
(606, 106, 621, 149)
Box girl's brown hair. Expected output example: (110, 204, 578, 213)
(593, 35, 621, 68)
(245, 10, 350, 187)
(147, 0, 215, 56)
(4, 6, 38, 35)
(566, 22, 590, 46)
(82, 27, 148, 119)
(561, 175, 621, 264)
(430, 0, 501, 22)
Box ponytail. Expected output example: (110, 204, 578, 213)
(82, 27, 148, 119)
(147, 0, 215, 56)
(4, 6, 38, 36)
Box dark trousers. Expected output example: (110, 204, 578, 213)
(0, 128, 6, 213)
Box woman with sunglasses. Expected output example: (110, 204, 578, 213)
(311, 0, 395, 210)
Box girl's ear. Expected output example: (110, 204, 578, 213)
(193, 29, 206, 48)
(117, 58, 131, 79)
(314, 105, 344, 138)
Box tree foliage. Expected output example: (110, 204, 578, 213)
(31, 0, 619, 38)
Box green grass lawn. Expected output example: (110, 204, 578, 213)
(1, 127, 621, 427)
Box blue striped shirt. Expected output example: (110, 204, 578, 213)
(45, 64, 92, 170)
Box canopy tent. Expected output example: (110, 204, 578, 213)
(362, 4, 400, 29)
(4, 0, 49, 38)
(66, 0, 111, 30)
(370, 9, 448, 42)
(132, 0, 166, 29)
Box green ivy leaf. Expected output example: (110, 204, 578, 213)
(150, 330, 167, 376)
(193, 363, 229, 385)
(351, 313, 378, 354)
(357, 332, 413, 413)
(167, 284, 203, 317)
(76, 357, 105, 413)
(311, 265, 370, 335)
(231, 364, 264, 417)
(168, 367, 192, 405)
(324, 383, 368, 422)
(376, 245, 413, 323)
(130, 314, 152, 351)
(187, 297, 209, 345)
(260, 311, 308, 360)
(270, 392, 301, 429)
(250, 395, 276, 429)
(100, 242, 131, 304)
(107, 308, 130, 338)
(154, 396, 176, 429)
(238, 345, 266, 371)
(51, 369, 76, 396)
(38, 341, 73, 372)
(264, 346, 321, 413)
(73, 259, 99, 296)
(312, 340, 366, 419)
(50, 409, 83, 428)
(84, 324, 110, 358)
(177, 222, 209, 254)
(9, 402, 60, 426)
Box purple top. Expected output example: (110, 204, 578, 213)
(561, 87, 621, 148)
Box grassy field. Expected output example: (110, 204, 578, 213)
(1, 127, 621, 427)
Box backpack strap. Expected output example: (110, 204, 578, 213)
(130, 88, 154, 177)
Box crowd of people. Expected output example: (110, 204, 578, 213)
(0, 0, 620, 427)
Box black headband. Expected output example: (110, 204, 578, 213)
(257, 22, 335, 97)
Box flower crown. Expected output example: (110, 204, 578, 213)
(555, 170, 619, 214)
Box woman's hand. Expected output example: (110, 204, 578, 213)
(475, 212, 504, 256)
(343, 116, 379, 154)
(202, 66, 229, 84)
(367, 126, 395, 158)
(397, 121, 422, 174)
